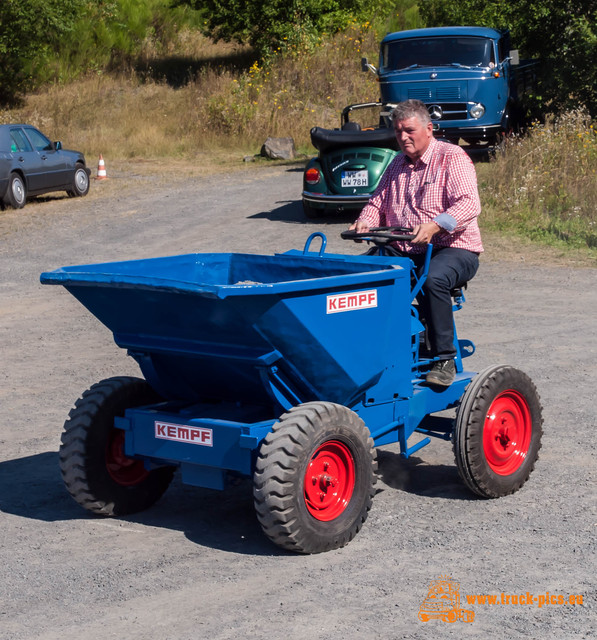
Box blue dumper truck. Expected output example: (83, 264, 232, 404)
(362, 26, 537, 144)
(42, 231, 543, 554)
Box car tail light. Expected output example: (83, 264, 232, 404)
(305, 168, 321, 185)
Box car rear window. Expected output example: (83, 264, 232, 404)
(10, 129, 33, 153)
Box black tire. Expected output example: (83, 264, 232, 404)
(253, 401, 377, 554)
(67, 164, 90, 197)
(4, 172, 26, 209)
(302, 200, 324, 219)
(453, 365, 543, 498)
(59, 376, 175, 516)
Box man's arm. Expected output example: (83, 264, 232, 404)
(433, 150, 481, 233)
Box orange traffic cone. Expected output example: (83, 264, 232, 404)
(96, 154, 107, 180)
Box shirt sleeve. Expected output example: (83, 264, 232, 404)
(433, 149, 481, 233)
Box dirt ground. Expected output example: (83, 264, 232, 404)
(0, 163, 595, 639)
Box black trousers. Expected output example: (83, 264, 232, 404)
(409, 247, 480, 359)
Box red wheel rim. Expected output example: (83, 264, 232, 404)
(304, 440, 355, 521)
(483, 390, 532, 475)
(106, 429, 149, 486)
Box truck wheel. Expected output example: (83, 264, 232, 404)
(67, 164, 90, 197)
(59, 376, 175, 516)
(5, 173, 26, 209)
(453, 365, 543, 498)
(253, 402, 377, 553)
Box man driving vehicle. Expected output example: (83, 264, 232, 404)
(350, 99, 483, 386)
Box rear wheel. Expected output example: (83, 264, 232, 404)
(4, 173, 26, 209)
(59, 376, 175, 516)
(453, 365, 543, 498)
(67, 164, 90, 197)
(254, 402, 376, 553)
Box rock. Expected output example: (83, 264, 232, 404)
(261, 137, 296, 160)
(243, 155, 255, 162)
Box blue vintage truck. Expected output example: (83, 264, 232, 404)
(362, 26, 537, 145)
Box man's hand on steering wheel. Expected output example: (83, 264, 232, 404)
(349, 220, 370, 233)
(411, 221, 441, 245)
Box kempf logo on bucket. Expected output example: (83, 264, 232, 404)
(155, 421, 213, 446)
(326, 289, 377, 314)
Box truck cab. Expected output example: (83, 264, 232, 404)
(367, 27, 534, 145)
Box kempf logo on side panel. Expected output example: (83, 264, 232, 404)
(326, 289, 377, 314)
(155, 421, 213, 446)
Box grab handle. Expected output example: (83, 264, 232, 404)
(303, 232, 327, 256)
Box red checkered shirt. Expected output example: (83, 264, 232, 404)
(357, 137, 484, 254)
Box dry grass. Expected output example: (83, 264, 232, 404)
(0, 26, 379, 161)
(477, 109, 597, 253)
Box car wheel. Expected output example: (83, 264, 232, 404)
(4, 173, 26, 209)
(67, 164, 90, 197)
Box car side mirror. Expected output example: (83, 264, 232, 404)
(508, 50, 520, 66)
(54, 141, 62, 150)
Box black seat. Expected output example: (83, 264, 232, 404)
(309, 126, 400, 153)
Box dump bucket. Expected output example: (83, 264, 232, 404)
(41, 251, 413, 407)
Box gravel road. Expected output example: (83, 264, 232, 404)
(1, 163, 595, 639)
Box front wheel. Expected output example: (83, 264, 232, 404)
(453, 365, 543, 498)
(67, 164, 90, 197)
(253, 402, 377, 553)
(4, 173, 26, 209)
(59, 376, 175, 516)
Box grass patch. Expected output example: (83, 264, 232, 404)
(0, 26, 379, 159)
(478, 109, 597, 257)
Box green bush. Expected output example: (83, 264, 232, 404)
(0, 0, 82, 103)
(0, 0, 202, 104)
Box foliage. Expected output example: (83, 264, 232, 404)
(0, 0, 202, 104)
(0, 0, 83, 103)
(181, 0, 392, 60)
(419, 0, 597, 116)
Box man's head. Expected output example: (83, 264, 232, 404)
(391, 100, 433, 162)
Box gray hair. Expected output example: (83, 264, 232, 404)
(390, 99, 431, 126)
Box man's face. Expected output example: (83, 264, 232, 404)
(394, 116, 433, 162)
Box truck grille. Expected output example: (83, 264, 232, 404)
(408, 86, 461, 101)
(430, 103, 468, 120)
(408, 88, 432, 100)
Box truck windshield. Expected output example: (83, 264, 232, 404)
(381, 37, 495, 71)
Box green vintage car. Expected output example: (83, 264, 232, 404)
(302, 102, 400, 219)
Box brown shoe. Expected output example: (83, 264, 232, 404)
(426, 359, 456, 386)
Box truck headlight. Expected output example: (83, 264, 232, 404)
(469, 103, 485, 119)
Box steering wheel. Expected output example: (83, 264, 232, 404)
(341, 226, 415, 244)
